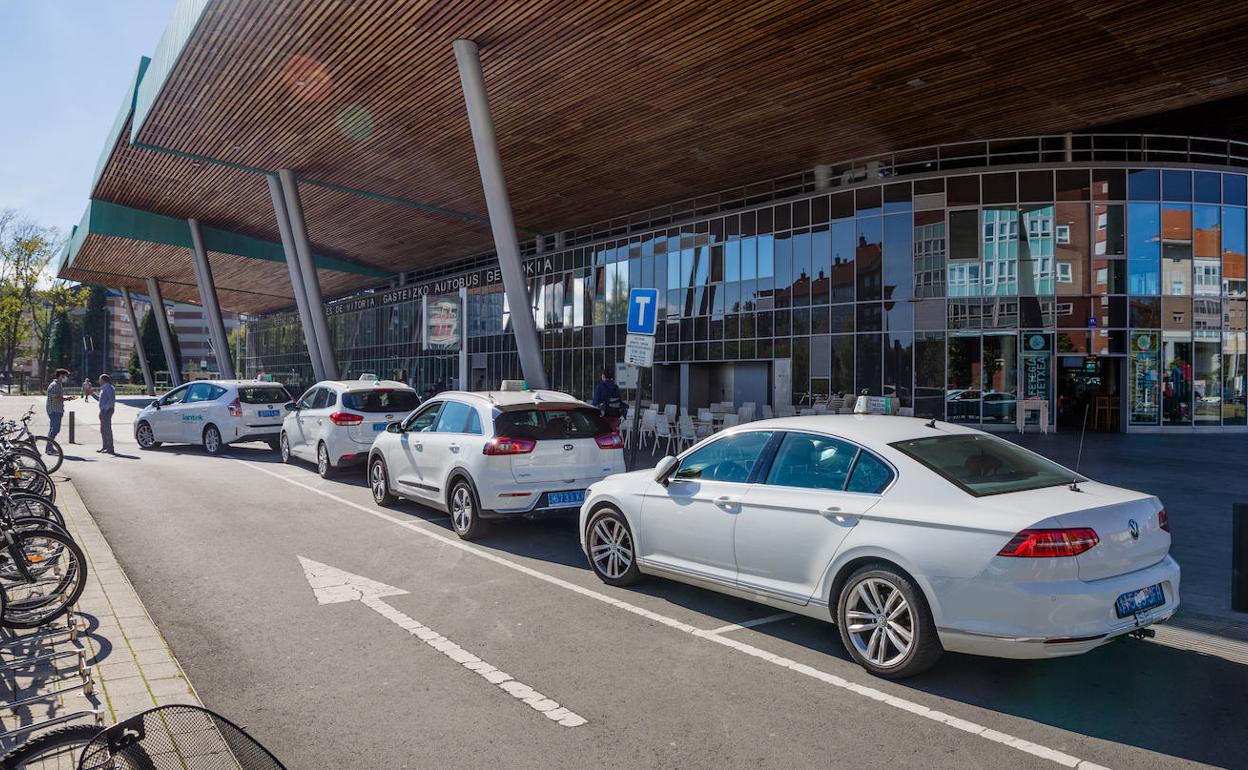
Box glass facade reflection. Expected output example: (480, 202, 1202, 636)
(244, 162, 1248, 431)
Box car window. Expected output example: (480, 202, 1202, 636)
(158, 385, 189, 406)
(434, 401, 472, 433)
(674, 431, 773, 484)
(313, 389, 336, 409)
(765, 432, 857, 491)
(465, 409, 482, 435)
(238, 385, 292, 404)
(404, 402, 441, 432)
(890, 433, 1080, 497)
(185, 383, 215, 403)
(494, 407, 611, 439)
(208, 385, 227, 400)
(846, 450, 894, 494)
(342, 389, 420, 413)
(297, 388, 320, 410)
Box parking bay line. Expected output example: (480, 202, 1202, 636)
(235, 459, 1112, 770)
(706, 613, 795, 635)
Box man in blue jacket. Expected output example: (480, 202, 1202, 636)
(591, 369, 624, 431)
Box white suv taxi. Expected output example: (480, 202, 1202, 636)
(135, 380, 293, 454)
(279, 377, 421, 477)
(367, 390, 625, 539)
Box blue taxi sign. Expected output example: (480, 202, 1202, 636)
(626, 288, 658, 335)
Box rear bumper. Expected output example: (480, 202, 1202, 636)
(934, 555, 1181, 659)
(479, 481, 607, 518)
(231, 426, 281, 443)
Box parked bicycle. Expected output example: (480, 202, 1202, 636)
(0, 409, 63, 474)
(0, 480, 85, 630)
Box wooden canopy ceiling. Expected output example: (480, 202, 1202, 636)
(71, 0, 1248, 314)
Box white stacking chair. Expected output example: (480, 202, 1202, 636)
(812, 403, 828, 415)
(709, 402, 725, 415)
(799, 408, 816, 416)
(677, 415, 699, 451)
(654, 414, 676, 455)
(697, 407, 713, 424)
(639, 409, 658, 448)
(776, 403, 796, 418)
(721, 413, 740, 429)
(761, 404, 773, 419)
(738, 404, 756, 423)
(663, 404, 678, 422)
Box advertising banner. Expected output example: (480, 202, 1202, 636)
(424, 295, 461, 351)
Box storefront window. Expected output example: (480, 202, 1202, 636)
(1224, 206, 1246, 297)
(1130, 332, 1160, 426)
(982, 334, 1018, 424)
(1223, 331, 1247, 425)
(1128, 203, 1161, 294)
(1194, 332, 1222, 425)
(946, 334, 980, 423)
(1162, 332, 1193, 425)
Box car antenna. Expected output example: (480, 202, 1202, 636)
(925, 417, 938, 429)
(1070, 403, 1089, 492)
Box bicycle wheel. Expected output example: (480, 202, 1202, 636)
(0, 528, 87, 629)
(6, 466, 56, 503)
(7, 449, 46, 473)
(25, 436, 63, 474)
(0, 723, 99, 768)
(5, 494, 66, 529)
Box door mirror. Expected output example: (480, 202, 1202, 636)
(153, 402, 161, 410)
(386, 422, 403, 434)
(285, 402, 298, 412)
(654, 455, 679, 485)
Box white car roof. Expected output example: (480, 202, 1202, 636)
(316, 379, 414, 391)
(439, 389, 590, 409)
(729, 414, 983, 447)
(184, 380, 288, 387)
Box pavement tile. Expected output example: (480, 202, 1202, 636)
(100, 676, 150, 698)
(145, 677, 192, 700)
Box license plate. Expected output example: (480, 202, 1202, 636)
(373, 423, 386, 431)
(1115, 583, 1165, 618)
(547, 490, 586, 508)
(257, 409, 280, 418)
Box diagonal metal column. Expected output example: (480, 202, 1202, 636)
(144, 278, 182, 387)
(277, 169, 338, 380)
(268, 174, 326, 383)
(187, 218, 238, 379)
(121, 287, 155, 396)
(453, 39, 547, 389)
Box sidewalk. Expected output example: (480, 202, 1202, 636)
(0, 472, 201, 750)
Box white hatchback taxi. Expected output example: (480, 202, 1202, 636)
(135, 380, 293, 454)
(279, 377, 420, 477)
(368, 390, 625, 539)
(580, 415, 1180, 678)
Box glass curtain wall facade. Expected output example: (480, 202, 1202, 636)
(244, 163, 1248, 430)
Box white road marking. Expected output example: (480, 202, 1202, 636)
(296, 556, 586, 727)
(706, 612, 795, 635)
(241, 460, 1111, 769)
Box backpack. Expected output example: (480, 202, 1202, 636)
(603, 382, 625, 418)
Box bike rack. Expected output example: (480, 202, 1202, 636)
(0, 607, 102, 744)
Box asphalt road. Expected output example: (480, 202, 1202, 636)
(34, 398, 1248, 770)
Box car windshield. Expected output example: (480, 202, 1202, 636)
(237, 385, 291, 404)
(341, 389, 420, 413)
(494, 407, 611, 440)
(889, 433, 1082, 497)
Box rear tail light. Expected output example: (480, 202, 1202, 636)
(227, 398, 242, 417)
(998, 528, 1099, 558)
(595, 433, 624, 449)
(329, 411, 364, 426)
(483, 437, 536, 455)
(1158, 509, 1170, 533)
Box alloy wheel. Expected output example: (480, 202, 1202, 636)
(280, 433, 290, 462)
(204, 427, 220, 454)
(136, 423, 154, 448)
(370, 462, 387, 502)
(451, 485, 474, 533)
(318, 445, 329, 476)
(843, 577, 914, 669)
(589, 517, 634, 580)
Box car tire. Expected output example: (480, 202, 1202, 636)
(135, 421, 160, 449)
(369, 456, 397, 506)
(317, 442, 336, 478)
(585, 507, 642, 586)
(202, 424, 224, 456)
(448, 478, 487, 540)
(835, 564, 942, 679)
(267, 438, 281, 452)
(279, 433, 292, 464)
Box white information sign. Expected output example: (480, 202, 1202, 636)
(624, 334, 656, 368)
(615, 362, 639, 389)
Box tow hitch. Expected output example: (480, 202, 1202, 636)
(1128, 627, 1156, 640)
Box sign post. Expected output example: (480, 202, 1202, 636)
(625, 288, 658, 469)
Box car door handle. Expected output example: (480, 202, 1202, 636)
(823, 507, 859, 524)
(714, 495, 739, 510)
(449, 444, 460, 453)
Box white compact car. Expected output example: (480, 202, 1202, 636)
(579, 415, 1179, 678)
(368, 390, 626, 540)
(135, 380, 293, 455)
(279, 378, 420, 477)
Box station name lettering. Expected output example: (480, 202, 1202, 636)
(326, 257, 554, 316)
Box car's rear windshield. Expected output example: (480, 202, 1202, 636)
(494, 407, 611, 440)
(237, 385, 292, 404)
(889, 434, 1081, 497)
(342, 389, 420, 413)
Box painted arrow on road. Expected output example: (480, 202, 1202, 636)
(297, 556, 587, 727)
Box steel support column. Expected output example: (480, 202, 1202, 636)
(187, 218, 237, 379)
(267, 174, 326, 383)
(144, 278, 182, 387)
(453, 38, 548, 389)
(121, 288, 155, 396)
(277, 169, 338, 380)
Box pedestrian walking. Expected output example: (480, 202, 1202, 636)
(591, 368, 625, 431)
(97, 373, 116, 454)
(82, 377, 96, 402)
(45, 368, 76, 452)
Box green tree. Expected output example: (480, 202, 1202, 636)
(0, 212, 52, 387)
(81, 286, 109, 378)
(29, 282, 86, 381)
(227, 324, 246, 377)
(127, 307, 182, 384)
(48, 311, 77, 371)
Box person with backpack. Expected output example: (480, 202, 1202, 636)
(592, 368, 625, 431)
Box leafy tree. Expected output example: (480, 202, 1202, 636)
(81, 286, 109, 378)
(0, 212, 50, 386)
(227, 324, 246, 377)
(28, 282, 86, 381)
(48, 311, 77, 371)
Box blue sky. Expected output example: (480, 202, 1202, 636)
(0, 0, 178, 234)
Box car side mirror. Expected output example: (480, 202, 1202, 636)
(654, 455, 679, 486)
(386, 422, 402, 433)
(153, 402, 161, 410)
(285, 402, 298, 412)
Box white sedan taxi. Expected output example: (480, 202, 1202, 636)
(135, 380, 293, 454)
